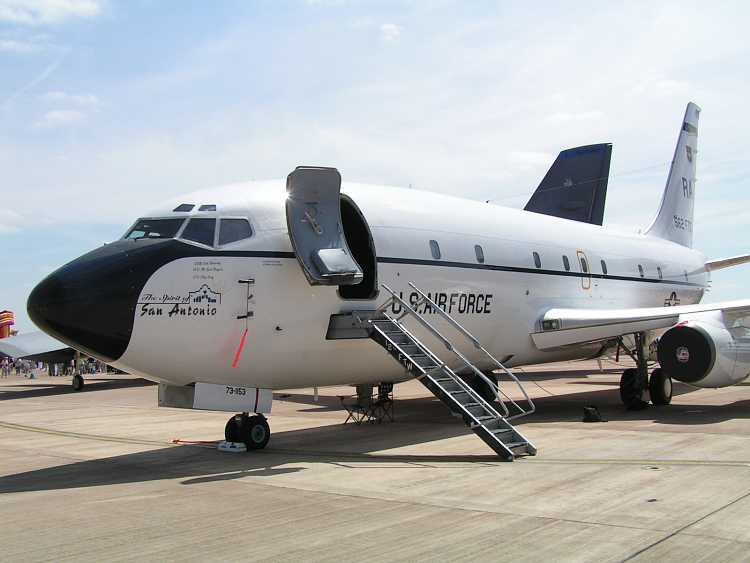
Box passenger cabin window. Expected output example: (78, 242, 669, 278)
(218, 218, 253, 245)
(533, 252, 541, 269)
(173, 204, 194, 212)
(579, 256, 589, 273)
(600, 260, 608, 275)
(125, 218, 184, 240)
(429, 240, 441, 260)
(562, 255, 570, 271)
(199, 204, 217, 211)
(657, 266, 663, 280)
(638, 264, 645, 278)
(181, 218, 216, 246)
(474, 245, 485, 263)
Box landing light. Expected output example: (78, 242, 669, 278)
(542, 319, 561, 331)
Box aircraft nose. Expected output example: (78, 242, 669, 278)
(27, 240, 162, 362)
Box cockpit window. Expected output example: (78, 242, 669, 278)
(173, 204, 194, 212)
(181, 218, 216, 246)
(125, 218, 184, 240)
(199, 204, 217, 211)
(218, 218, 253, 245)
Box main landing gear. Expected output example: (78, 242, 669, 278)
(617, 332, 673, 410)
(225, 412, 270, 450)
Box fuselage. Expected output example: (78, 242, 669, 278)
(27, 180, 708, 389)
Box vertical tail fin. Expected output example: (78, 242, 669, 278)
(645, 102, 700, 247)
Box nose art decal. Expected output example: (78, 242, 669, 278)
(137, 284, 222, 319)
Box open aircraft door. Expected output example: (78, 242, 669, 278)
(286, 166, 364, 286)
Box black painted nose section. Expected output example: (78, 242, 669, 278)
(27, 238, 182, 363)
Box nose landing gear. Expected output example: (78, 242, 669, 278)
(225, 413, 270, 450)
(617, 333, 673, 409)
(72, 374, 85, 391)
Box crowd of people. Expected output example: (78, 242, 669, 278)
(0, 356, 109, 378)
(0, 357, 35, 377)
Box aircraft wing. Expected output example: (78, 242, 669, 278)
(0, 331, 72, 360)
(531, 300, 750, 350)
(705, 253, 750, 271)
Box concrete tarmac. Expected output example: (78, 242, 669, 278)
(1, 362, 750, 562)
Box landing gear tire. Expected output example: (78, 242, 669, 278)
(620, 368, 647, 410)
(72, 374, 84, 391)
(224, 414, 270, 450)
(649, 368, 673, 405)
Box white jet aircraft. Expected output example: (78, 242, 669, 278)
(26, 102, 750, 460)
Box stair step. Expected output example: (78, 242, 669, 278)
(503, 441, 527, 449)
(364, 299, 535, 461)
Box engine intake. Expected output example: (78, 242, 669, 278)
(657, 324, 714, 383)
(657, 314, 748, 388)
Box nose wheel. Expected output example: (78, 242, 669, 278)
(225, 413, 270, 450)
(72, 374, 85, 391)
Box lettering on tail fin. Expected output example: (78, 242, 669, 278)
(645, 102, 701, 248)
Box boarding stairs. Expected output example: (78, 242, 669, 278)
(356, 282, 537, 461)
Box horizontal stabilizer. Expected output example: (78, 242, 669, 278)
(524, 143, 612, 225)
(705, 253, 750, 272)
(532, 300, 750, 350)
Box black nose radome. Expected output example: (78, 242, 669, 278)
(28, 242, 140, 362)
(27, 238, 191, 363)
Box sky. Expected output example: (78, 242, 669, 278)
(1, 0, 749, 332)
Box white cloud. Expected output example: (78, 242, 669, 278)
(508, 151, 555, 167)
(0, 0, 102, 25)
(33, 108, 84, 127)
(0, 37, 40, 53)
(40, 90, 100, 108)
(0, 209, 23, 233)
(380, 23, 401, 42)
(305, 0, 348, 5)
(546, 110, 604, 123)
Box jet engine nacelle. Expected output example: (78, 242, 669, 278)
(657, 312, 750, 388)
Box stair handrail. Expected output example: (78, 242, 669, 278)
(406, 282, 535, 419)
(380, 284, 520, 414)
(391, 282, 535, 419)
(375, 315, 511, 419)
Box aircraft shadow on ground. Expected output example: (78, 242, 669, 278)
(1, 378, 748, 494)
(0, 377, 155, 401)
(0, 414, 500, 494)
(511, 380, 750, 427)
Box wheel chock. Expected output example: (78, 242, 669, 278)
(217, 441, 247, 453)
